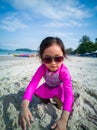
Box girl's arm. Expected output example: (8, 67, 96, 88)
(51, 65, 73, 130)
(18, 64, 46, 130)
(23, 64, 46, 101)
(61, 110, 70, 123)
(51, 110, 70, 130)
(60, 64, 74, 112)
(18, 100, 33, 130)
(21, 100, 30, 109)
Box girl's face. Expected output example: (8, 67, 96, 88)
(42, 43, 64, 72)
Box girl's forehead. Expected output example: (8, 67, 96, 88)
(46, 43, 61, 49)
(43, 44, 63, 55)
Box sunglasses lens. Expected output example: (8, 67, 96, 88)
(54, 56, 64, 62)
(42, 57, 52, 64)
(42, 56, 64, 64)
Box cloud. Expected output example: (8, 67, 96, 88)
(94, 5, 97, 12)
(0, 15, 28, 32)
(69, 20, 82, 27)
(40, 29, 74, 38)
(6, 0, 63, 20)
(1, 0, 95, 50)
(44, 20, 82, 28)
(44, 22, 65, 28)
(4, 0, 92, 20)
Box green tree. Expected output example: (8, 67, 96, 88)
(95, 38, 97, 43)
(66, 48, 74, 54)
(76, 35, 94, 54)
(94, 38, 97, 50)
(79, 35, 91, 44)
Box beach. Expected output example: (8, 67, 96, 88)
(0, 55, 97, 130)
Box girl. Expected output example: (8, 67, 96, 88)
(18, 37, 74, 130)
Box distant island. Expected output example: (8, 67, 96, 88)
(15, 48, 37, 52)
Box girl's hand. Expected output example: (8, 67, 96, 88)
(18, 107, 33, 130)
(51, 118, 67, 130)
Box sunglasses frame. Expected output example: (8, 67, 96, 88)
(42, 56, 64, 64)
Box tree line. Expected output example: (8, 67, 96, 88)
(66, 35, 97, 54)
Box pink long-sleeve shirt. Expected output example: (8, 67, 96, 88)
(23, 63, 74, 112)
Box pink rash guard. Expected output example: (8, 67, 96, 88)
(23, 63, 74, 112)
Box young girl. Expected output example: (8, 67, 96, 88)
(18, 37, 74, 130)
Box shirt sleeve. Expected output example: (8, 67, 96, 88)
(60, 64, 74, 112)
(23, 64, 45, 101)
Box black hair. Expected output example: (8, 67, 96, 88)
(38, 36, 66, 59)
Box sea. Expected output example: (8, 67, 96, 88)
(0, 49, 38, 56)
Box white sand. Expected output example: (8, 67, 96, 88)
(0, 55, 97, 130)
(65, 56, 97, 90)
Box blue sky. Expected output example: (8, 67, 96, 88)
(0, 0, 97, 50)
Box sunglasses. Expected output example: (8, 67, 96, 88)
(42, 56, 64, 64)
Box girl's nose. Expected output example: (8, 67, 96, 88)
(51, 59, 56, 64)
